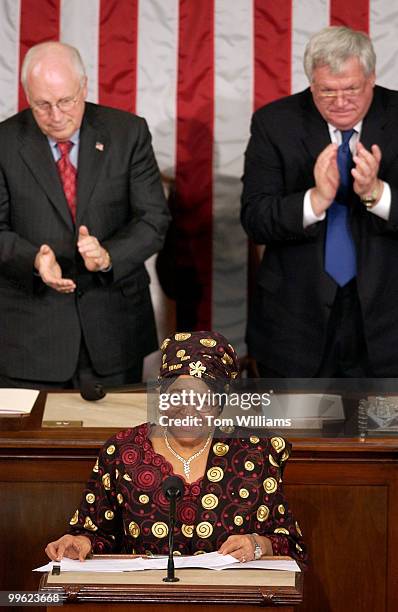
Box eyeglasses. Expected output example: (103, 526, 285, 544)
(31, 86, 82, 115)
(315, 86, 364, 101)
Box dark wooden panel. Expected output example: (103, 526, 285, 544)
(285, 483, 387, 612)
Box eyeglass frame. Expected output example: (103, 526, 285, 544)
(30, 84, 83, 115)
(312, 81, 368, 101)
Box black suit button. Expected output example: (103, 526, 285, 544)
(77, 289, 84, 298)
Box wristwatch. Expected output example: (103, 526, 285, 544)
(360, 185, 379, 209)
(251, 533, 262, 560)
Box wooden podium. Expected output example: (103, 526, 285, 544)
(39, 565, 303, 611)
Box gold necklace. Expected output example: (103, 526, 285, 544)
(164, 430, 212, 480)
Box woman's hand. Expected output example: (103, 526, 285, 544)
(45, 534, 92, 562)
(218, 534, 272, 563)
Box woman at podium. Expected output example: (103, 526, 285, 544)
(45, 331, 307, 566)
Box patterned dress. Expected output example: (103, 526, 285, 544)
(69, 423, 307, 565)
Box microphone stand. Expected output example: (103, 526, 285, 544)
(163, 493, 179, 582)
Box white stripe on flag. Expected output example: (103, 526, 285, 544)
(370, 0, 398, 90)
(0, 0, 21, 120)
(136, 0, 179, 176)
(213, 0, 253, 354)
(291, 0, 330, 94)
(60, 0, 100, 103)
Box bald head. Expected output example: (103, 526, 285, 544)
(22, 41, 88, 141)
(21, 41, 86, 92)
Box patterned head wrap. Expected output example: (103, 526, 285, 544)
(159, 331, 239, 383)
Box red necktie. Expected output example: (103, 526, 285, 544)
(56, 141, 77, 222)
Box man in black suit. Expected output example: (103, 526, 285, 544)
(0, 41, 169, 388)
(242, 26, 398, 378)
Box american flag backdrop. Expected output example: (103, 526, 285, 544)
(1, 0, 398, 357)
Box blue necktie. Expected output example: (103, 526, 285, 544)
(324, 129, 357, 287)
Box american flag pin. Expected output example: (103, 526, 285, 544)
(95, 142, 104, 151)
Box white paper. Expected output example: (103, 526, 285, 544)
(33, 553, 299, 574)
(0, 389, 39, 414)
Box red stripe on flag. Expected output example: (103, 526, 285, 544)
(18, 0, 60, 111)
(174, 0, 214, 330)
(98, 0, 138, 112)
(254, 0, 292, 110)
(330, 0, 369, 32)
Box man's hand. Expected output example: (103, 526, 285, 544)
(352, 142, 383, 201)
(34, 244, 76, 293)
(310, 143, 340, 216)
(77, 226, 111, 272)
(45, 534, 92, 562)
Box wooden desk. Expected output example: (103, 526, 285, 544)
(39, 566, 302, 610)
(1, 391, 397, 611)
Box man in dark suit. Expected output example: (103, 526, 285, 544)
(241, 26, 398, 378)
(0, 41, 169, 388)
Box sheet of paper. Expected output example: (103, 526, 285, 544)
(34, 553, 299, 573)
(0, 389, 39, 415)
(216, 559, 301, 572)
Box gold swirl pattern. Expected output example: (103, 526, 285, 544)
(281, 449, 290, 462)
(194, 550, 206, 555)
(105, 510, 114, 520)
(263, 477, 278, 494)
(245, 460, 255, 471)
(207, 466, 224, 482)
(201, 493, 219, 510)
(213, 442, 229, 456)
(274, 527, 290, 535)
(296, 543, 303, 552)
(278, 504, 285, 515)
(176, 349, 186, 358)
(221, 353, 233, 365)
(69, 509, 78, 525)
(234, 515, 243, 526)
(268, 454, 279, 468)
(83, 516, 98, 531)
(196, 522, 213, 538)
(115, 469, 119, 479)
(219, 424, 235, 433)
(160, 338, 171, 350)
(106, 445, 115, 455)
(123, 474, 132, 481)
(250, 435, 260, 444)
(175, 332, 191, 341)
(239, 488, 249, 499)
(102, 473, 111, 490)
(152, 522, 168, 538)
(295, 521, 303, 536)
(257, 505, 270, 522)
(162, 353, 167, 363)
(117, 494, 124, 505)
(92, 458, 99, 473)
(200, 338, 217, 348)
(173, 551, 182, 556)
(129, 521, 140, 538)
(271, 437, 285, 453)
(182, 524, 194, 538)
(139, 494, 149, 504)
(86, 493, 95, 504)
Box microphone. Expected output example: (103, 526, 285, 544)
(79, 381, 146, 402)
(162, 475, 184, 582)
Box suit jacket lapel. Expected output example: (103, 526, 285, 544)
(19, 115, 74, 230)
(76, 106, 109, 225)
(300, 89, 331, 161)
(360, 87, 389, 170)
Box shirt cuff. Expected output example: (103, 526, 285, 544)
(303, 190, 326, 228)
(367, 181, 391, 220)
